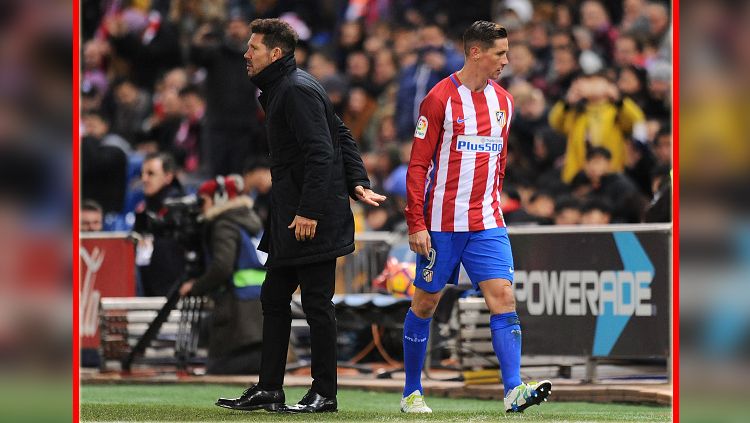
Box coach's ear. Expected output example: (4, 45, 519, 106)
(271, 46, 283, 61)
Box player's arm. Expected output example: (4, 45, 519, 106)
(405, 94, 443, 256)
(497, 95, 514, 196)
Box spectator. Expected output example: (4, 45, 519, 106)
(614, 33, 645, 68)
(107, 78, 152, 146)
(643, 60, 671, 121)
(624, 138, 658, 198)
(502, 42, 545, 90)
(189, 12, 265, 175)
(395, 23, 463, 139)
(644, 164, 672, 222)
(81, 199, 104, 232)
(570, 147, 647, 223)
(104, 9, 182, 91)
(342, 86, 377, 149)
(646, 2, 671, 56)
(241, 157, 272, 226)
(345, 50, 373, 90)
(616, 64, 650, 111)
(620, 0, 650, 34)
(171, 86, 205, 175)
(549, 72, 646, 182)
(81, 111, 129, 214)
(653, 126, 672, 166)
(133, 152, 186, 297)
(545, 45, 580, 102)
(553, 196, 582, 225)
(579, 0, 618, 62)
(500, 187, 538, 225)
(580, 198, 613, 224)
(526, 190, 556, 225)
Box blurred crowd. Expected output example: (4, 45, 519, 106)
(80, 0, 673, 233)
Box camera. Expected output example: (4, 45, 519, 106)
(136, 195, 206, 278)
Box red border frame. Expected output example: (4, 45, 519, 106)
(73, 0, 81, 421)
(70, 2, 680, 422)
(671, 0, 680, 421)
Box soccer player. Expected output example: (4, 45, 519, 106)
(401, 21, 552, 413)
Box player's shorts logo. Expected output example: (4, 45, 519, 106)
(422, 269, 433, 282)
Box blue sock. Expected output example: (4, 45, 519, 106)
(490, 311, 523, 396)
(402, 308, 431, 397)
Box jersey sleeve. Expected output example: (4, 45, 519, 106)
(497, 93, 514, 196)
(405, 92, 445, 234)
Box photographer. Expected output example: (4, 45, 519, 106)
(549, 72, 646, 184)
(179, 175, 264, 375)
(134, 152, 186, 296)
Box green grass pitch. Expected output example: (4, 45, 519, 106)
(81, 384, 671, 422)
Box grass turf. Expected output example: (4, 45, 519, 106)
(81, 384, 671, 422)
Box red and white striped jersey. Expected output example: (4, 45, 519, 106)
(405, 73, 514, 233)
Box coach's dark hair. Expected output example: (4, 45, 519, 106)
(250, 18, 298, 56)
(463, 21, 507, 55)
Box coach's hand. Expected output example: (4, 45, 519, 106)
(354, 185, 387, 206)
(289, 215, 318, 241)
(409, 230, 432, 258)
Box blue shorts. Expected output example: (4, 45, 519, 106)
(414, 228, 514, 293)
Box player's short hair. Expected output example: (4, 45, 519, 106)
(250, 18, 298, 56)
(463, 20, 507, 55)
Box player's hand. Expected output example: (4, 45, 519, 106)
(354, 186, 387, 206)
(288, 215, 318, 241)
(409, 230, 432, 258)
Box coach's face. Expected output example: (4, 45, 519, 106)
(479, 38, 509, 81)
(244, 33, 281, 77)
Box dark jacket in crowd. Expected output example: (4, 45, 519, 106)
(108, 15, 182, 91)
(189, 38, 261, 130)
(189, 37, 266, 174)
(250, 54, 371, 268)
(189, 196, 264, 374)
(81, 135, 128, 214)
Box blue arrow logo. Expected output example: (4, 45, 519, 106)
(592, 232, 655, 356)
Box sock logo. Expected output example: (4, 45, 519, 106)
(404, 335, 428, 343)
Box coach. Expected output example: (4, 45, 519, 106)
(216, 18, 385, 413)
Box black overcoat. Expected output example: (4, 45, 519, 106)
(251, 54, 370, 267)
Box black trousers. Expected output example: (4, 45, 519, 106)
(258, 259, 337, 397)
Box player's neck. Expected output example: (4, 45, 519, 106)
(456, 67, 489, 92)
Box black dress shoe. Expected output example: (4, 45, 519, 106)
(215, 384, 285, 411)
(281, 389, 337, 413)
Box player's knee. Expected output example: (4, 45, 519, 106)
(411, 295, 439, 318)
(492, 285, 516, 308)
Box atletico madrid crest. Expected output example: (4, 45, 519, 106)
(422, 269, 433, 283)
(495, 110, 506, 128)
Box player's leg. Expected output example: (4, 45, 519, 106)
(478, 278, 522, 394)
(463, 228, 551, 412)
(401, 286, 440, 412)
(401, 231, 464, 413)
